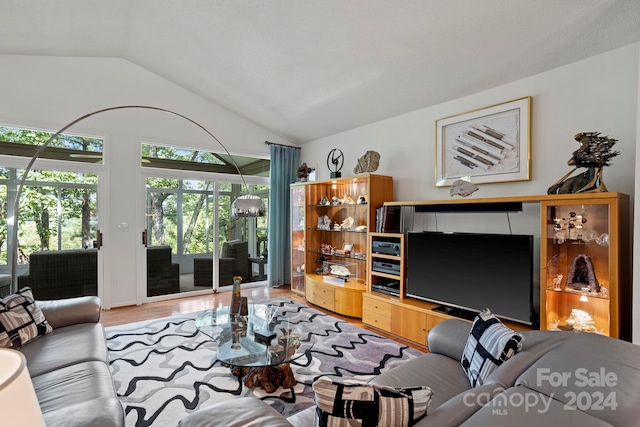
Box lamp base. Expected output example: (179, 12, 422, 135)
(330, 172, 342, 178)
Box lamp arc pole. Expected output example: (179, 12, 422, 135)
(9, 105, 263, 293)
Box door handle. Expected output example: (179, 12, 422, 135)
(96, 230, 103, 250)
(142, 229, 148, 247)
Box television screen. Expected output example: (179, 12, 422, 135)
(406, 231, 535, 325)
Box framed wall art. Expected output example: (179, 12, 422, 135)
(435, 96, 531, 187)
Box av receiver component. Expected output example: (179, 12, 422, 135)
(372, 261, 401, 275)
(372, 241, 401, 256)
(372, 282, 400, 296)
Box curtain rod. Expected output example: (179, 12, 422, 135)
(264, 140, 301, 150)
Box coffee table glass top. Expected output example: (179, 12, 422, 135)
(195, 303, 312, 367)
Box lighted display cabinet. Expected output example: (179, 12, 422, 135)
(541, 193, 630, 340)
(290, 183, 306, 296)
(360, 192, 630, 348)
(301, 174, 393, 317)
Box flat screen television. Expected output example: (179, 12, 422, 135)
(406, 231, 537, 326)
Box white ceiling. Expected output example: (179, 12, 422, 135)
(1, 1, 639, 144)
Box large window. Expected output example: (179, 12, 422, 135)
(0, 126, 102, 267)
(0, 126, 102, 299)
(142, 143, 270, 295)
(146, 178, 215, 254)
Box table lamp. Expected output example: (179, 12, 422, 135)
(0, 348, 46, 426)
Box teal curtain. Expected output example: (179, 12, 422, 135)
(267, 144, 300, 287)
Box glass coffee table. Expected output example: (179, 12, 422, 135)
(195, 303, 312, 393)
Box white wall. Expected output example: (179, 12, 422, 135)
(301, 43, 639, 340)
(0, 54, 294, 308)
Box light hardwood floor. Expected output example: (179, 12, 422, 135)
(100, 285, 425, 351)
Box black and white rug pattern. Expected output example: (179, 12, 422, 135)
(106, 298, 424, 427)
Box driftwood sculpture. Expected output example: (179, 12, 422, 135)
(547, 132, 619, 194)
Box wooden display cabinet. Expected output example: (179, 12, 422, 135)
(540, 193, 630, 339)
(302, 174, 393, 317)
(362, 193, 630, 348)
(290, 183, 306, 296)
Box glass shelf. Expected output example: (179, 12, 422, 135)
(308, 227, 368, 233)
(311, 204, 367, 208)
(308, 249, 366, 261)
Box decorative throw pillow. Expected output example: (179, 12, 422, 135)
(0, 287, 53, 348)
(461, 308, 523, 387)
(313, 376, 433, 427)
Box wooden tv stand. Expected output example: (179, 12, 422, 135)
(363, 192, 630, 347)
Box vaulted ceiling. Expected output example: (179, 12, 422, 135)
(1, 1, 639, 144)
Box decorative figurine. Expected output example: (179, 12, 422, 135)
(553, 274, 563, 291)
(341, 216, 354, 229)
(450, 179, 479, 198)
(548, 132, 620, 194)
(353, 150, 380, 174)
(230, 276, 243, 315)
(341, 194, 356, 204)
(318, 215, 331, 230)
(565, 309, 597, 333)
(296, 163, 312, 181)
(566, 254, 600, 293)
(327, 148, 344, 178)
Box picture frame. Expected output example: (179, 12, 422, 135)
(435, 96, 531, 187)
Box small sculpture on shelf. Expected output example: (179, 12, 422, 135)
(329, 264, 351, 277)
(353, 150, 380, 174)
(296, 163, 312, 182)
(553, 211, 588, 242)
(547, 131, 620, 194)
(450, 179, 479, 198)
(566, 254, 600, 293)
(318, 215, 331, 230)
(552, 274, 563, 291)
(341, 216, 354, 230)
(565, 309, 598, 333)
(320, 243, 334, 254)
(341, 194, 356, 204)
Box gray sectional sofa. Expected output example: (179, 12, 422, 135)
(179, 318, 640, 427)
(18, 296, 124, 427)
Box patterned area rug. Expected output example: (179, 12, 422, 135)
(106, 298, 424, 427)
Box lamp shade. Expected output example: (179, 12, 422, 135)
(231, 194, 267, 217)
(0, 348, 46, 426)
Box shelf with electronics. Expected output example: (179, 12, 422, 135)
(291, 173, 393, 317)
(361, 192, 630, 348)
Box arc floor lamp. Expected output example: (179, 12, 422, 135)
(8, 105, 266, 293)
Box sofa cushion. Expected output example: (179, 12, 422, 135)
(313, 377, 433, 427)
(32, 360, 124, 427)
(515, 332, 640, 426)
(0, 287, 52, 348)
(461, 309, 523, 387)
(370, 352, 471, 411)
(18, 322, 109, 377)
(459, 387, 612, 427)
